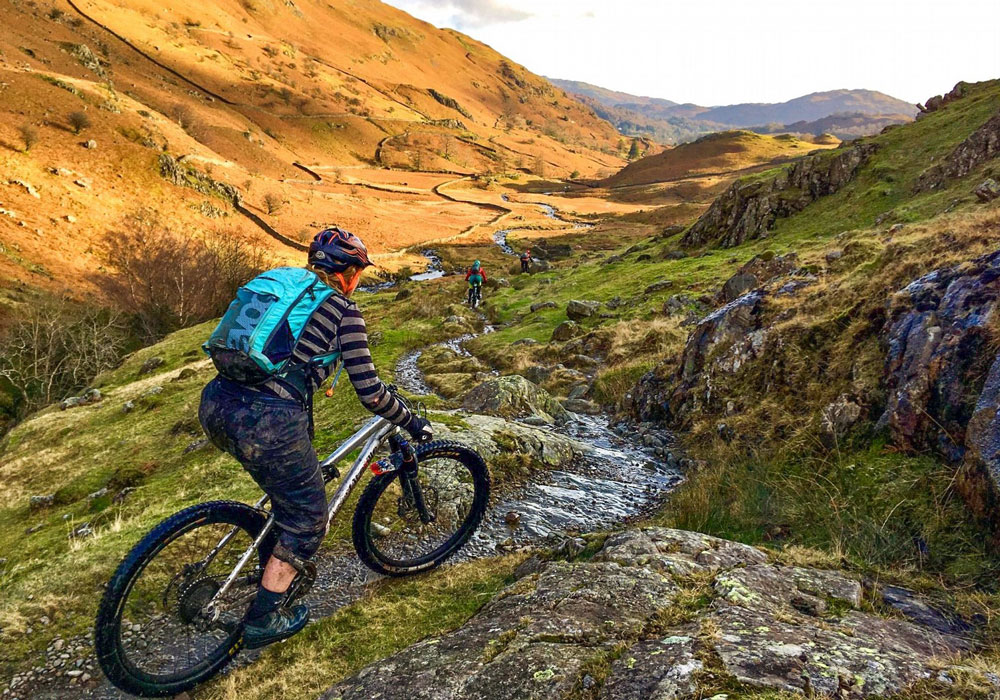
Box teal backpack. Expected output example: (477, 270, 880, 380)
(203, 267, 341, 386)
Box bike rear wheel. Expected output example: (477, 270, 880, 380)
(95, 501, 273, 697)
(353, 441, 490, 576)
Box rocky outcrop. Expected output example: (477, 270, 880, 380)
(158, 154, 241, 204)
(461, 375, 570, 425)
(916, 109, 1000, 191)
(321, 528, 984, 700)
(916, 81, 970, 115)
(682, 143, 877, 248)
(632, 291, 768, 428)
(880, 249, 1000, 523)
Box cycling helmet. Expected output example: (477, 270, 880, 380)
(308, 227, 373, 273)
(472, 260, 481, 270)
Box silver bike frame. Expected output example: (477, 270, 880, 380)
(206, 416, 397, 608)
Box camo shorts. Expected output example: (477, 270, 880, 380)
(198, 377, 327, 560)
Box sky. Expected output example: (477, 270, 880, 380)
(383, 0, 1000, 106)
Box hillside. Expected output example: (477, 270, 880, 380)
(0, 0, 625, 300)
(551, 78, 917, 143)
(600, 130, 839, 188)
(2, 75, 1000, 699)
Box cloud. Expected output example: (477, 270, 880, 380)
(417, 0, 533, 27)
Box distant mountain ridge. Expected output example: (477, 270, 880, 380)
(550, 79, 918, 143)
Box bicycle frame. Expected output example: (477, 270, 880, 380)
(203, 415, 398, 613)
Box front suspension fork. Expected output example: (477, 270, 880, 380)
(390, 434, 434, 524)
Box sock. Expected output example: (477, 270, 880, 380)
(246, 587, 284, 622)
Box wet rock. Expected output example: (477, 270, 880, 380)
(916, 108, 1000, 190)
(461, 375, 570, 425)
(975, 177, 1000, 202)
(633, 291, 768, 429)
(529, 301, 557, 313)
(138, 356, 164, 376)
(683, 143, 877, 248)
(880, 249, 1000, 519)
(504, 511, 521, 529)
(566, 300, 601, 321)
(551, 320, 580, 342)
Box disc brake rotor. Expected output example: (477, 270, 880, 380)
(177, 577, 222, 624)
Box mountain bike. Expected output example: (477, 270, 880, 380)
(467, 282, 483, 309)
(94, 398, 490, 697)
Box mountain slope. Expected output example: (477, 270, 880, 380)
(0, 0, 625, 300)
(551, 78, 918, 143)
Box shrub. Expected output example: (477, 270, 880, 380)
(170, 103, 197, 131)
(0, 300, 128, 417)
(17, 124, 38, 152)
(68, 110, 91, 134)
(262, 192, 284, 214)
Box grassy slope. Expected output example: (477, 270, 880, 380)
(602, 130, 836, 187)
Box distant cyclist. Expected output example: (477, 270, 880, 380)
(465, 260, 486, 305)
(520, 249, 531, 273)
(198, 227, 432, 649)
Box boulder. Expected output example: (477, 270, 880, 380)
(820, 394, 864, 444)
(321, 528, 981, 700)
(138, 356, 164, 376)
(551, 321, 580, 342)
(29, 494, 55, 510)
(562, 398, 600, 415)
(718, 252, 798, 303)
(643, 280, 673, 294)
(975, 178, 1000, 202)
(529, 301, 557, 313)
(880, 249, 1000, 523)
(461, 375, 570, 425)
(566, 299, 600, 321)
(434, 413, 587, 468)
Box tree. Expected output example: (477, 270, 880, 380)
(628, 139, 642, 160)
(532, 155, 546, 178)
(68, 111, 91, 135)
(18, 124, 38, 153)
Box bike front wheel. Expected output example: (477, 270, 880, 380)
(95, 501, 273, 697)
(353, 441, 490, 576)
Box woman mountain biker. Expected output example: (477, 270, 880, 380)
(198, 227, 433, 649)
(464, 260, 486, 305)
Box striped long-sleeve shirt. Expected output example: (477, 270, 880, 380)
(262, 291, 413, 429)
